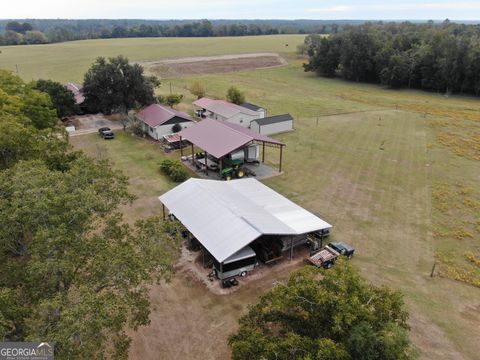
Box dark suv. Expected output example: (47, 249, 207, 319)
(328, 242, 355, 259)
(98, 127, 115, 139)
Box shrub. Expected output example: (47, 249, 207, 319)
(131, 121, 145, 137)
(157, 94, 184, 108)
(190, 81, 206, 99)
(226, 86, 245, 105)
(160, 159, 189, 182)
(171, 123, 182, 133)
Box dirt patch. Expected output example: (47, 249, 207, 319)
(66, 114, 123, 136)
(176, 244, 312, 295)
(139, 53, 287, 78)
(128, 248, 302, 360)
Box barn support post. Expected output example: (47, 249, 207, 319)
(219, 156, 223, 176)
(202, 248, 205, 267)
(205, 151, 208, 176)
(290, 236, 294, 260)
(262, 142, 266, 163)
(180, 136, 183, 157)
(279, 145, 284, 173)
(191, 143, 194, 165)
(162, 203, 166, 221)
(220, 262, 223, 277)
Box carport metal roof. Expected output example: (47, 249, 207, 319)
(193, 97, 259, 118)
(178, 118, 283, 159)
(159, 178, 332, 263)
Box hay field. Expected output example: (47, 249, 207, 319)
(0, 35, 304, 83)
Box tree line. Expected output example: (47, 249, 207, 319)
(303, 21, 480, 96)
(0, 19, 360, 45)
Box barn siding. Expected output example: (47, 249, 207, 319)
(259, 120, 293, 135)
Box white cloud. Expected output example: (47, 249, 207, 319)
(370, 2, 480, 11)
(307, 5, 352, 13)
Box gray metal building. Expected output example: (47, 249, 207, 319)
(250, 114, 294, 135)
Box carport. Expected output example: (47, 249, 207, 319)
(159, 178, 332, 277)
(178, 118, 285, 174)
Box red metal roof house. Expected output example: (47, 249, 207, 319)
(65, 83, 85, 105)
(136, 104, 195, 140)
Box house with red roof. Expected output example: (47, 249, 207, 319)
(136, 104, 195, 140)
(65, 83, 85, 105)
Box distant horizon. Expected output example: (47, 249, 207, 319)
(1, 18, 479, 23)
(3, 1, 480, 21)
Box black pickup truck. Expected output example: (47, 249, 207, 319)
(328, 242, 355, 259)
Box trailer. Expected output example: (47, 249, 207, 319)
(213, 246, 257, 280)
(306, 246, 340, 269)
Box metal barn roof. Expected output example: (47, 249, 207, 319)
(193, 97, 259, 118)
(159, 178, 332, 262)
(224, 246, 256, 264)
(240, 102, 265, 112)
(65, 83, 85, 105)
(178, 118, 283, 159)
(252, 113, 294, 126)
(136, 104, 194, 128)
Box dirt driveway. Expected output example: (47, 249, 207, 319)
(67, 114, 123, 136)
(139, 52, 288, 78)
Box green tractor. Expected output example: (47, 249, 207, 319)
(221, 158, 245, 181)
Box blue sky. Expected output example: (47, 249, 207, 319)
(4, 0, 480, 20)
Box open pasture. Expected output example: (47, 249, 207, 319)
(0, 35, 304, 83)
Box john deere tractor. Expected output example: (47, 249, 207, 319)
(221, 158, 245, 180)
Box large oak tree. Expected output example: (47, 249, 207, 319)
(83, 56, 160, 114)
(229, 261, 416, 360)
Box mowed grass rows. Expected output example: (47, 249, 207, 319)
(4, 36, 479, 359)
(0, 35, 305, 83)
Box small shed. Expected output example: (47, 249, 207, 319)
(240, 102, 267, 118)
(136, 104, 195, 140)
(250, 114, 294, 135)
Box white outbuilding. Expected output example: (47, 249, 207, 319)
(249, 114, 294, 135)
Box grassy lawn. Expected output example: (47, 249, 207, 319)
(53, 37, 480, 360)
(0, 35, 304, 83)
(69, 132, 195, 222)
(167, 64, 480, 359)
